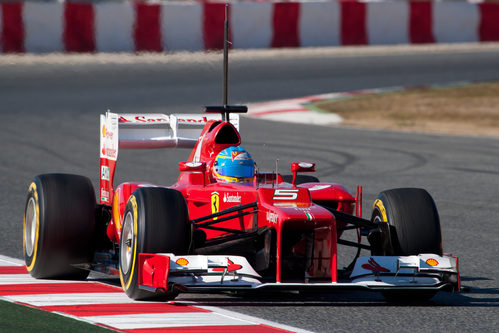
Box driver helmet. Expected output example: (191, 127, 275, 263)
(212, 146, 255, 183)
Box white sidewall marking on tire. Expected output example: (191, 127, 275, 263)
(120, 212, 134, 275)
(25, 197, 37, 257)
(25, 182, 40, 271)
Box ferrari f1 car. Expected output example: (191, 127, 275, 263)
(22, 11, 458, 300)
(23, 105, 460, 301)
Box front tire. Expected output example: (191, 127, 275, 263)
(371, 188, 442, 256)
(119, 187, 191, 300)
(370, 188, 442, 301)
(23, 174, 96, 279)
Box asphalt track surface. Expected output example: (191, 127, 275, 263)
(1, 44, 498, 332)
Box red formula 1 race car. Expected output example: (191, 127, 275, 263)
(23, 105, 460, 301)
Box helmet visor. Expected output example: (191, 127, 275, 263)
(219, 164, 254, 178)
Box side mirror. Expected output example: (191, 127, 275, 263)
(290, 162, 316, 186)
(179, 162, 206, 173)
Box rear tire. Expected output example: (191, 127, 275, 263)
(119, 187, 191, 300)
(23, 174, 96, 279)
(371, 188, 442, 256)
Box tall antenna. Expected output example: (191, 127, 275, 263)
(204, 4, 247, 122)
(222, 4, 230, 120)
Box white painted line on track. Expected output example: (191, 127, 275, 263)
(246, 93, 342, 125)
(247, 110, 342, 125)
(246, 93, 344, 125)
(0, 274, 79, 285)
(0, 255, 24, 266)
(4, 292, 134, 307)
(85, 312, 256, 330)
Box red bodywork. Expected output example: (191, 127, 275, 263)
(106, 119, 358, 283)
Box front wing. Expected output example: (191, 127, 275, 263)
(137, 253, 460, 294)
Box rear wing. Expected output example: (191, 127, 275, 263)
(99, 111, 239, 204)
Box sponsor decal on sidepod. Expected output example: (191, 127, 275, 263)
(223, 193, 241, 203)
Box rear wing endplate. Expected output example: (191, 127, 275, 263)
(99, 111, 239, 204)
(101, 111, 239, 151)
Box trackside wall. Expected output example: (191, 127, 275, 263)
(1, 1, 499, 53)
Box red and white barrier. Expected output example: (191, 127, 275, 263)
(1, 1, 499, 53)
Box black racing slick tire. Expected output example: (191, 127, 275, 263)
(119, 187, 191, 301)
(23, 174, 96, 279)
(371, 188, 442, 256)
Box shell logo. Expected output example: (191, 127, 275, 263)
(176, 258, 189, 266)
(426, 258, 439, 266)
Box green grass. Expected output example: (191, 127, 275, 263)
(0, 300, 113, 333)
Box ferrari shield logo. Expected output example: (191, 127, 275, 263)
(211, 192, 220, 219)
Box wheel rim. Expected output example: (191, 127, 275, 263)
(25, 197, 37, 257)
(372, 208, 395, 256)
(120, 212, 134, 275)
